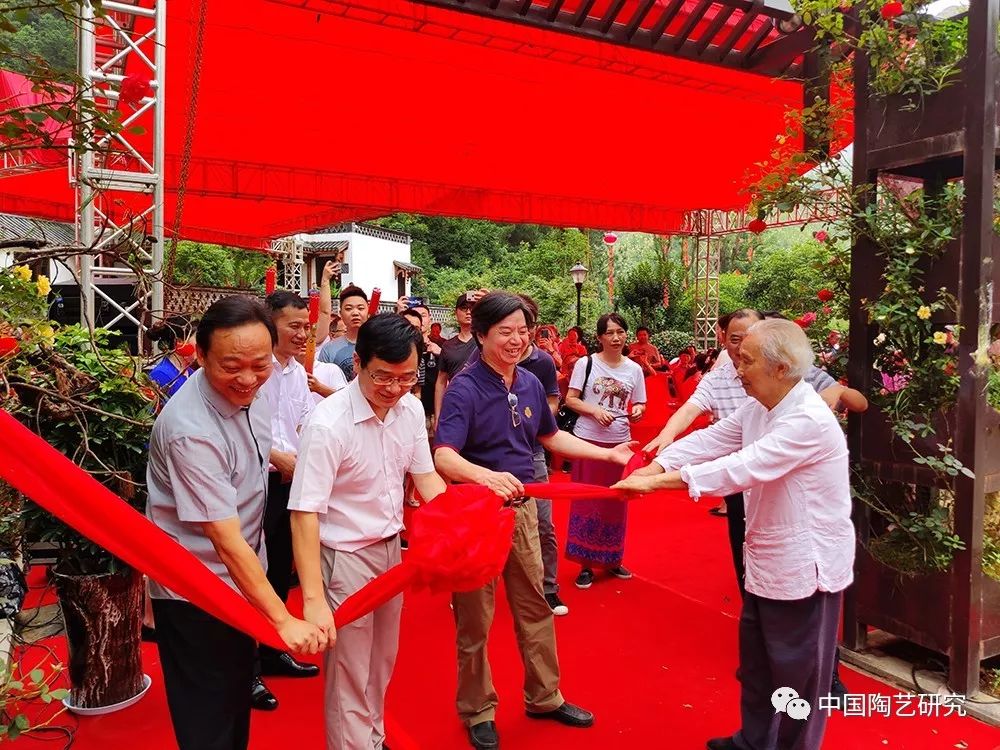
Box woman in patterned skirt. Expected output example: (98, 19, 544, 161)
(564, 313, 646, 588)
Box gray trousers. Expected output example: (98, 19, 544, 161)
(733, 589, 841, 750)
(532, 450, 559, 595)
(321, 538, 402, 750)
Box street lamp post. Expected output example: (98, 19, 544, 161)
(569, 262, 588, 327)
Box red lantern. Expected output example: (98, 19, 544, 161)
(603, 233, 618, 245)
(748, 218, 767, 234)
(175, 342, 195, 358)
(817, 289, 835, 302)
(880, 1, 903, 20)
(265, 266, 277, 295)
(119, 74, 153, 106)
(0, 337, 18, 357)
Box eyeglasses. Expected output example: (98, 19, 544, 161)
(507, 392, 521, 428)
(366, 369, 419, 388)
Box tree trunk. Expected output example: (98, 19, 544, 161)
(55, 568, 144, 708)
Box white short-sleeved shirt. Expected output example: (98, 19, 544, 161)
(310, 361, 348, 405)
(288, 379, 434, 552)
(569, 355, 647, 443)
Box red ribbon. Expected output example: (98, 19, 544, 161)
(0, 410, 287, 650)
(0, 410, 649, 642)
(622, 449, 654, 479)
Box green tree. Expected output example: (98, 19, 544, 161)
(670, 272, 751, 333)
(0, 10, 76, 74)
(171, 242, 235, 288)
(616, 259, 670, 327)
(230, 248, 270, 290)
(743, 238, 833, 314)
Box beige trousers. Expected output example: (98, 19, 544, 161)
(452, 499, 563, 726)
(322, 537, 402, 750)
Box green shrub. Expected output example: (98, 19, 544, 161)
(987, 367, 1000, 413)
(650, 329, 696, 359)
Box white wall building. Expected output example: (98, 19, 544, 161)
(297, 222, 421, 302)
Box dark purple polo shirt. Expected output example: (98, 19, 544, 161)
(435, 358, 558, 484)
(519, 346, 559, 398)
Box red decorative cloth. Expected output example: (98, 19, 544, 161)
(0, 410, 287, 650)
(0, 412, 647, 635)
(405, 485, 515, 593)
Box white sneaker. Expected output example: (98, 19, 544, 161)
(545, 593, 569, 616)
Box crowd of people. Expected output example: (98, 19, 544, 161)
(141, 281, 866, 750)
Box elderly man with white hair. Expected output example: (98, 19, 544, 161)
(613, 319, 854, 750)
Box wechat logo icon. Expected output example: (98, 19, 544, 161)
(771, 687, 811, 721)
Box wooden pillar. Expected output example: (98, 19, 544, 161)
(844, 33, 874, 651)
(802, 48, 831, 159)
(950, 0, 999, 696)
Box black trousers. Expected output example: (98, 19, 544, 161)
(725, 492, 843, 688)
(153, 598, 255, 750)
(733, 591, 841, 750)
(724, 492, 747, 596)
(259, 472, 292, 663)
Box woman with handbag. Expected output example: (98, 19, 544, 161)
(563, 313, 646, 589)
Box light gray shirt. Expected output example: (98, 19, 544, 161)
(146, 369, 272, 601)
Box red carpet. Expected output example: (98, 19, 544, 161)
(18, 489, 999, 750)
(18, 378, 1000, 748)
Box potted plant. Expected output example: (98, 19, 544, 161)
(0, 265, 155, 710)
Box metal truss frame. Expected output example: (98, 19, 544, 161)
(270, 236, 307, 295)
(77, 0, 165, 339)
(673, 196, 839, 348)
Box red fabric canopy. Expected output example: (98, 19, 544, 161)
(0, 0, 805, 248)
(0, 71, 70, 172)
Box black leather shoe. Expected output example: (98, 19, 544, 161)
(828, 672, 848, 707)
(251, 677, 278, 711)
(526, 702, 594, 727)
(706, 738, 738, 750)
(260, 651, 320, 678)
(467, 720, 498, 749)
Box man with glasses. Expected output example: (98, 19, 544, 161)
(289, 314, 449, 750)
(434, 291, 635, 750)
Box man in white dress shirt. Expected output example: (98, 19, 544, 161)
(254, 291, 321, 709)
(615, 319, 854, 750)
(289, 314, 449, 750)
